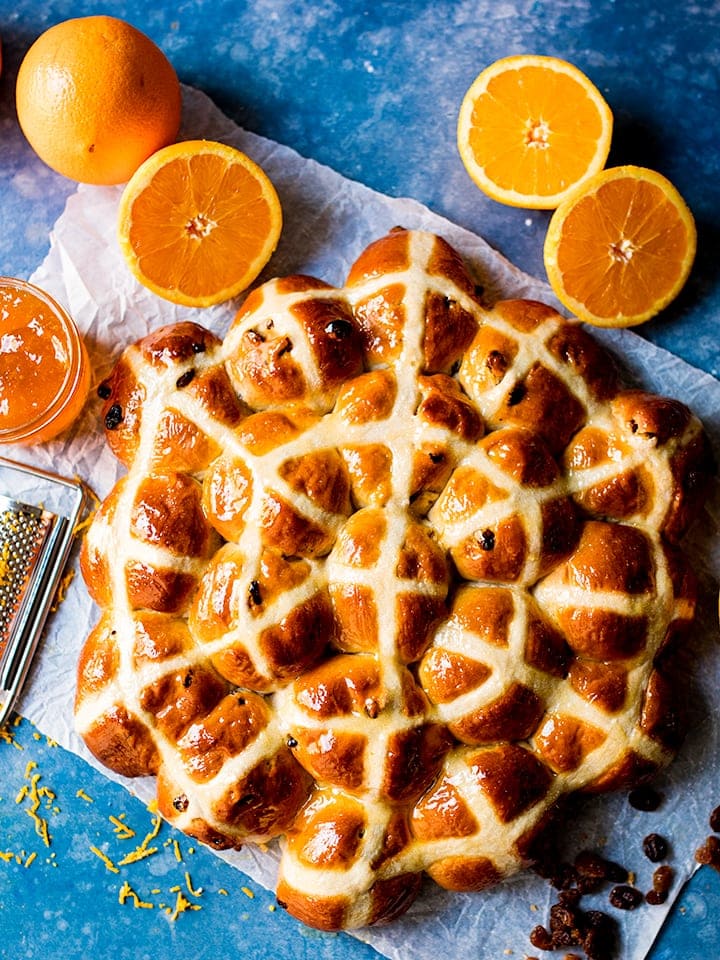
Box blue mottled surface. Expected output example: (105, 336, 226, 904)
(1, 2, 719, 958)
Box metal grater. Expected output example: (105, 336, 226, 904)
(0, 456, 87, 729)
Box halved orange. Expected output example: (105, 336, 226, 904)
(118, 139, 282, 307)
(544, 165, 696, 327)
(457, 55, 613, 209)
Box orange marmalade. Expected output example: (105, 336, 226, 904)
(0, 278, 91, 444)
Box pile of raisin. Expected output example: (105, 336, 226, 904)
(526, 791, 720, 959)
(529, 851, 628, 959)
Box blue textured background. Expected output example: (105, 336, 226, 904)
(1, 2, 719, 958)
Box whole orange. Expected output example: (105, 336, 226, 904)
(16, 16, 182, 185)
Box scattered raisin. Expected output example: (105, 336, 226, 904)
(574, 851, 627, 886)
(97, 381, 112, 399)
(175, 369, 196, 389)
(549, 862, 579, 891)
(652, 865, 674, 893)
(642, 833, 668, 863)
(172, 794, 189, 812)
(574, 850, 611, 880)
(608, 884, 643, 910)
(710, 805, 720, 833)
(585, 909, 613, 930)
(275, 336, 292, 357)
(286, 736, 298, 749)
(507, 382, 526, 406)
(628, 785, 662, 811)
(104, 403, 124, 430)
(529, 925, 553, 950)
(645, 889, 667, 906)
(365, 698, 380, 719)
(559, 888, 582, 908)
(486, 349, 507, 379)
(603, 860, 629, 884)
(479, 529, 495, 551)
(248, 579, 262, 606)
(695, 835, 720, 871)
(550, 903, 579, 933)
(236, 793, 258, 807)
(552, 928, 581, 949)
(583, 911, 617, 960)
(191, 341, 206, 353)
(324, 318, 354, 339)
(573, 852, 606, 894)
(576, 874, 604, 895)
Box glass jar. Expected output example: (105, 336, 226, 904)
(0, 277, 91, 444)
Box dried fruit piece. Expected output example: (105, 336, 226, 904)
(608, 884, 643, 910)
(628, 785, 662, 811)
(642, 833, 669, 863)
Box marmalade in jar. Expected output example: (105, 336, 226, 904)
(0, 278, 90, 444)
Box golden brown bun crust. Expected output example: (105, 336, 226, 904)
(225, 277, 364, 412)
(76, 228, 714, 932)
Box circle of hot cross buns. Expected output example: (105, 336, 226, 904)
(76, 228, 714, 931)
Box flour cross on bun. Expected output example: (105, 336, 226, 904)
(76, 228, 714, 931)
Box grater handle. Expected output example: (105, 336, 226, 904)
(0, 515, 71, 728)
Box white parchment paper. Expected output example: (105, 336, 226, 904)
(9, 86, 720, 960)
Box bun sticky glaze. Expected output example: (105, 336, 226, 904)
(76, 228, 714, 930)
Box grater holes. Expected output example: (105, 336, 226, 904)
(0, 508, 53, 650)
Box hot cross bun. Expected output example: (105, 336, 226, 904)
(76, 227, 714, 931)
